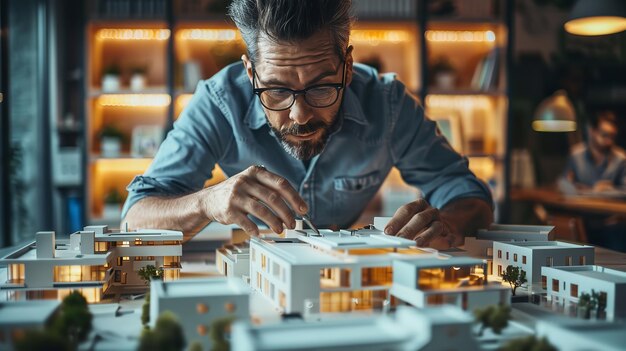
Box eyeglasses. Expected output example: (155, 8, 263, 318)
(252, 61, 346, 111)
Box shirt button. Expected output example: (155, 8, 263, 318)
(303, 183, 309, 189)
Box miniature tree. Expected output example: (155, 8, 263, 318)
(14, 330, 67, 351)
(53, 290, 93, 346)
(501, 266, 527, 296)
(500, 335, 557, 351)
(473, 304, 511, 337)
(141, 292, 151, 328)
(209, 316, 236, 351)
(138, 265, 164, 285)
(138, 311, 185, 351)
(187, 341, 203, 351)
(590, 289, 606, 319)
(577, 292, 591, 319)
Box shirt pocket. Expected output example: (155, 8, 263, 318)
(332, 171, 382, 226)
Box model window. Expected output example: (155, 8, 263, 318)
(579, 256, 586, 265)
(513, 254, 517, 262)
(541, 275, 547, 290)
(498, 265, 502, 276)
(224, 302, 236, 313)
(197, 325, 207, 336)
(546, 257, 553, 267)
(571, 284, 578, 297)
(116, 257, 123, 266)
(497, 250, 502, 258)
(566, 256, 573, 266)
(486, 248, 493, 257)
(522, 256, 527, 264)
(552, 279, 559, 292)
(506, 252, 509, 260)
(196, 303, 209, 314)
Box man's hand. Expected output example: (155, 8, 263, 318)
(201, 165, 308, 236)
(593, 180, 614, 192)
(384, 199, 458, 249)
(384, 197, 493, 250)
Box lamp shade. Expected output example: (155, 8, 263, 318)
(532, 90, 577, 132)
(565, 0, 626, 36)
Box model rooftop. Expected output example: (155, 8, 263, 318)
(543, 265, 626, 284)
(152, 277, 249, 298)
(475, 224, 553, 241)
(0, 300, 60, 326)
(396, 256, 485, 269)
(497, 241, 592, 250)
(289, 229, 417, 250)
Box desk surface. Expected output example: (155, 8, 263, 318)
(510, 187, 626, 216)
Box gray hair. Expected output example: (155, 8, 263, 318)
(228, 0, 353, 63)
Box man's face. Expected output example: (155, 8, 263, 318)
(590, 120, 617, 154)
(243, 31, 353, 160)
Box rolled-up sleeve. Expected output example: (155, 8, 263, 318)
(389, 80, 493, 209)
(121, 81, 234, 218)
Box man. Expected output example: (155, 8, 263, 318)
(561, 111, 626, 193)
(122, 0, 493, 249)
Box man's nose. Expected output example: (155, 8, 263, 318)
(289, 95, 314, 125)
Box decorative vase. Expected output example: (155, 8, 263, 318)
(102, 74, 121, 92)
(101, 137, 121, 158)
(130, 73, 146, 92)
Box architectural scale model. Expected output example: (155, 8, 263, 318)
(0, 300, 60, 349)
(248, 227, 439, 313)
(492, 241, 594, 292)
(537, 319, 626, 351)
(150, 277, 250, 350)
(541, 265, 626, 321)
(216, 242, 250, 281)
(0, 225, 182, 302)
(391, 256, 510, 312)
(231, 305, 479, 351)
(462, 224, 553, 275)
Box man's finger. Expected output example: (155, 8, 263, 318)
(232, 213, 260, 236)
(384, 199, 429, 235)
(413, 221, 444, 246)
(252, 167, 308, 215)
(244, 179, 296, 229)
(241, 198, 284, 234)
(396, 207, 439, 239)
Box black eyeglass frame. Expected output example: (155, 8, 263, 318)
(252, 60, 347, 111)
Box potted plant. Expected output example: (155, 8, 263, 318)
(99, 125, 124, 157)
(430, 55, 456, 89)
(103, 188, 124, 218)
(102, 63, 121, 92)
(130, 65, 148, 92)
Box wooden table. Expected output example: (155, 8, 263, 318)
(510, 187, 626, 216)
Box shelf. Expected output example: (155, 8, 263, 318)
(428, 18, 504, 25)
(426, 89, 505, 96)
(90, 154, 154, 163)
(89, 87, 169, 97)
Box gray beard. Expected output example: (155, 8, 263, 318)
(266, 116, 340, 161)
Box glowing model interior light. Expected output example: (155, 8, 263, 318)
(96, 29, 171, 41)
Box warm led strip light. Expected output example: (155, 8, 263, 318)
(426, 95, 493, 110)
(177, 29, 239, 41)
(98, 94, 171, 107)
(96, 29, 171, 41)
(351, 30, 411, 43)
(426, 30, 495, 42)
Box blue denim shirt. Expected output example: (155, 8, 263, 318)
(122, 63, 492, 228)
(564, 144, 626, 188)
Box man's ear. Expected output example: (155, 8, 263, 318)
(241, 54, 253, 84)
(345, 45, 354, 86)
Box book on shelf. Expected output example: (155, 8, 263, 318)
(471, 48, 500, 91)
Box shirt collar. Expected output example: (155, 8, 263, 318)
(244, 86, 368, 130)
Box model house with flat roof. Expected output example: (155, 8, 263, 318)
(150, 277, 250, 351)
(492, 241, 594, 292)
(0, 300, 61, 350)
(391, 256, 510, 312)
(231, 305, 479, 351)
(216, 242, 250, 280)
(249, 228, 439, 314)
(541, 265, 626, 321)
(463, 225, 553, 275)
(0, 225, 183, 302)
(537, 320, 626, 351)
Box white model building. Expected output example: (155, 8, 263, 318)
(0, 300, 61, 350)
(391, 256, 510, 312)
(492, 241, 594, 292)
(249, 228, 439, 314)
(463, 224, 553, 275)
(150, 277, 250, 351)
(216, 242, 250, 280)
(232, 305, 478, 351)
(541, 265, 626, 321)
(0, 225, 183, 302)
(537, 320, 626, 351)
